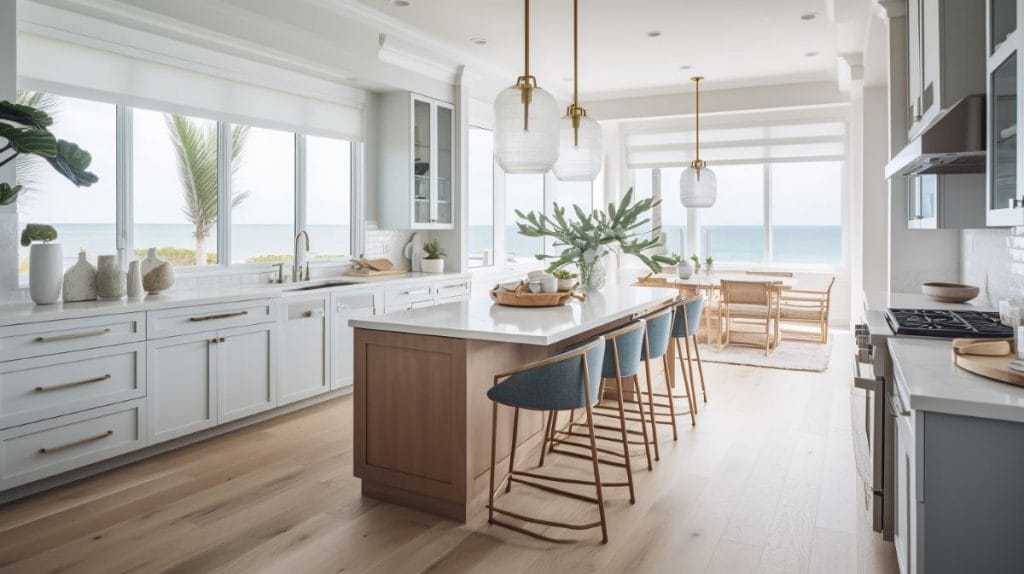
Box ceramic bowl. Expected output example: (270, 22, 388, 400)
(921, 282, 980, 303)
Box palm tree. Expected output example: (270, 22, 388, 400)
(165, 115, 249, 265)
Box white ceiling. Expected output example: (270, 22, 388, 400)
(354, 0, 849, 99)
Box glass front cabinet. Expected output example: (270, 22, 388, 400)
(380, 92, 455, 230)
(987, 0, 1023, 226)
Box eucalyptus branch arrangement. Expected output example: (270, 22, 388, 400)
(515, 188, 678, 289)
(0, 100, 98, 205)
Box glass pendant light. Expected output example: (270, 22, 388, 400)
(680, 76, 717, 208)
(553, 0, 602, 181)
(494, 0, 560, 174)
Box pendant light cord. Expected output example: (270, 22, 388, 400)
(524, 0, 530, 79)
(694, 77, 701, 163)
(572, 0, 579, 146)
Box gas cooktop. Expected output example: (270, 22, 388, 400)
(885, 308, 1014, 339)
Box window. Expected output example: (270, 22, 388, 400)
(658, 167, 687, 256)
(505, 173, 545, 263)
(305, 135, 352, 260)
(17, 93, 116, 276)
(134, 109, 220, 267)
(699, 165, 765, 263)
(553, 180, 593, 218)
(231, 126, 295, 264)
(467, 127, 495, 268)
(771, 161, 842, 265)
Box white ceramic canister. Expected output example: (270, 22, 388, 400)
(29, 243, 63, 305)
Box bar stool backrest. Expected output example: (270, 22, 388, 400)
(642, 306, 674, 360)
(672, 294, 706, 338)
(600, 319, 646, 380)
(486, 337, 606, 411)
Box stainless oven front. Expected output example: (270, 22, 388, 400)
(853, 320, 894, 541)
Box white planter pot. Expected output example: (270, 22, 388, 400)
(421, 258, 445, 273)
(29, 243, 63, 305)
(557, 278, 576, 291)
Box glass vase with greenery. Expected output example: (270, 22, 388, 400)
(514, 188, 676, 291)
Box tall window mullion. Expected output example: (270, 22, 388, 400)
(764, 163, 773, 265)
(116, 105, 133, 271)
(294, 134, 307, 240)
(216, 121, 232, 267)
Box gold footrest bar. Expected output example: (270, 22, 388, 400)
(548, 435, 626, 458)
(509, 477, 599, 505)
(488, 518, 578, 544)
(513, 469, 602, 487)
(548, 446, 627, 468)
(490, 506, 604, 531)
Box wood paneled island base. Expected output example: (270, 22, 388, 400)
(351, 287, 678, 522)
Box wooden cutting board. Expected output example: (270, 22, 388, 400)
(344, 267, 408, 277)
(951, 338, 1024, 388)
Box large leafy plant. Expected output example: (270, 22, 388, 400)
(0, 100, 98, 205)
(515, 188, 677, 275)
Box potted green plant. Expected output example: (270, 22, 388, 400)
(515, 188, 676, 291)
(421, 238, 446, 273)
(689, 254, 701, 274)
(552, 268, 578, 291)
(704, 256, 714, 275)
(20, 224, 61, 304)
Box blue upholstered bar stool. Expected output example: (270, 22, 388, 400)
(487, 337, 611, 543)
(657, 295, 707, 427)
(638, 305, 675, 459)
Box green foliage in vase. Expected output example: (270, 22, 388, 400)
(552, 269, 578, 280)
(0, 98, 98, 204)
(514, 188, 677, 274)
(20, 223, 58, 246)
(423, 238, 447, 260)
(690, 254, 701, 271)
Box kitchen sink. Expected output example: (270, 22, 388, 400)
(283, 281, 359, 292)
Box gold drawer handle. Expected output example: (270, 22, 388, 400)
(39, 430, 113, 454)
(35, 329, 112, 343)
(35, 374, 111, 393)
(189, 311, 249, 322)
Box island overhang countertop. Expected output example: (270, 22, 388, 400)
(348, 284, 680, 346)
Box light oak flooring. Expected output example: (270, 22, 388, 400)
(0, 332, 897, 573)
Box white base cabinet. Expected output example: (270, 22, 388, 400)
(331, 290, 379, 391)
(147, 331, 218, 444)
(279, 296, 330, 405)
(218, 323, 276, 423)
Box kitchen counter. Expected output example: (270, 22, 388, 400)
(0, 271, 470, 327)
(863, 290, 994, 313)
(888, 337, 1024, 424)
(349, 283, 680, 346)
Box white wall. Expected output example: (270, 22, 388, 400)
(0, 0, 17, 293)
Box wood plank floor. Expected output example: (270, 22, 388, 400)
(0, 332, 897, 573)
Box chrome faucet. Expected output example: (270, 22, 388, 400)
(293, 230, 311, 282)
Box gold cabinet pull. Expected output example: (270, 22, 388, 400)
(35, 329, 112, 343)
(189, 311, 249, 322)
(39, 430, 113, 454)
(35, 374, 111, 393)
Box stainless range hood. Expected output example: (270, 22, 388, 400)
(884, 94, 986, 178)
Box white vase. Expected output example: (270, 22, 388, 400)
(126, 260, 144, 298)
(29, 243, 63, 305)
(96, 255, 126, 300)
(421, 258, 445, 273)
(63, 251, 97, 303)
(140, 248, 162, 277)
(677, 259, 694, 280)
(557, 277, 576, 291)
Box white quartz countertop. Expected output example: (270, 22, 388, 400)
(0, 272, 470, 327)
(888, 338, 1024, 424)
(863, 290, 994, 313)
(349, 283, 679, 346)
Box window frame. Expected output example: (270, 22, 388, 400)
(634, 160, 847, 271)
(22, 90, 362, 280)
(467, 125, 498, 270)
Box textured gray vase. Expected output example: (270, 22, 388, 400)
(142, 261, 175, 294)
(96, 255, 126, 300)
(63, 251, 97, 303)
(677, 259, 694, 280)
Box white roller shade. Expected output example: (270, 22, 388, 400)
(16, 4, 365, 141)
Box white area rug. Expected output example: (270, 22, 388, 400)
(696, 339, 833, 372)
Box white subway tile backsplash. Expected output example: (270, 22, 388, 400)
(962, 228, 1023, 304)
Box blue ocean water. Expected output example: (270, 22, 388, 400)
(468, 225, 841, 266)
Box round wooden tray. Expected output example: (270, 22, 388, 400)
(952, 338, 1024, 388)
(490, 289, 576, 307)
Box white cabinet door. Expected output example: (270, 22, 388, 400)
(332, 290, 378, 391)
(218, 323, 277, 423)
(147, 331, 217, 444)
(279, 297, 329, 406)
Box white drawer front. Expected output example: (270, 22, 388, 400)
(0, 313, 145, 362)
(147, 300, 276, 339)
(434, 278, 470, 302)
(384, 284, 435, 313)
(334, 291, 378, 314)
(0, 343, 145, 430)
(0, 399, 146, 490)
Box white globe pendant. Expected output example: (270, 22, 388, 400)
(680, 165, 717, 208)
(553, 113, 602, 181)
(494, 83, 560, 174)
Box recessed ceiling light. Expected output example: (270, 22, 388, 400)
(805, 50, 820, 57)
(800, 12, 817, 21)
(647, 30, 662, 38)
(391, 0, 410, 6)
(679, 64, 693, 70)
(470, 37, 487, 45)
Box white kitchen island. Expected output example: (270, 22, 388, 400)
(349, 283, 678, 521)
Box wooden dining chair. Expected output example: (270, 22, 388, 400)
(780, 276, 836, 343)
(744, 270, 794, 278)
(718, 280, 781, 356)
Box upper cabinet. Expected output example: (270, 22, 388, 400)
(379, 92, 455, 231)
(907, 0, 986, 137)
(908, 174, 988, 229)
(987, 0, 1023, 226)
